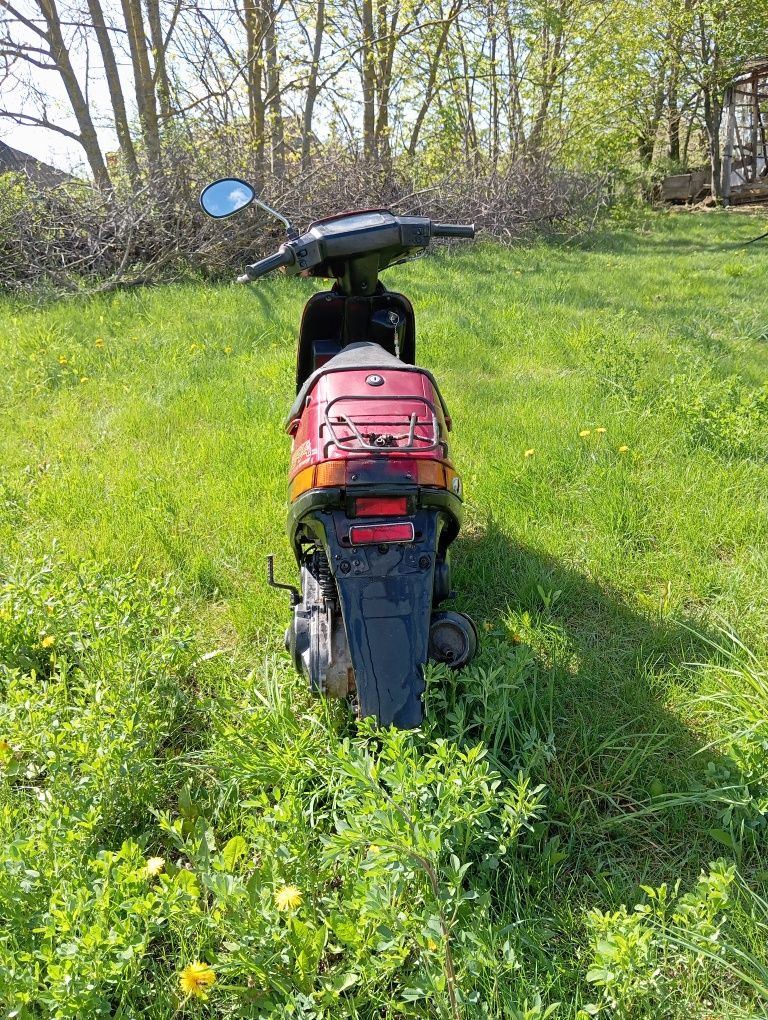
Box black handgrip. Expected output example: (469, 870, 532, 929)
(431, 222, 475, 239)
(238, 245, 294, 283)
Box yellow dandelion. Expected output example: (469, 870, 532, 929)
(579, 429, 591, 437)
(524, 448, 535, 458)
(427, 938, 439, 952)
(179, 960, 216, 1000)
(80, 376, 90, 383)
(95, 338, 105, 349)
(595, 427, 607, 434)
(618, 445, 630, 454)
(368, 844, 381, 855)
(146, 856, 165, 877)
(40, 635, 55, 649)
(274, 884, 302, 911)
(0, 739, 11, 756)
(224, 345, 233, 354)
(58, 355, 68, 366)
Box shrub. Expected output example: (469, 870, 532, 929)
(0, 554, 194, 1017)
(583, 861, 738, 1017)
(0, 141, 609, 292)
(664, 370, 768, 460)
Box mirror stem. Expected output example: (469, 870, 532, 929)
(253, 196, 298, 240)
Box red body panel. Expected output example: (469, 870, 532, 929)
(288, 366, 453, 482)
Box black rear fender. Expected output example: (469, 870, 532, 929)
(308, 509, 442, 728)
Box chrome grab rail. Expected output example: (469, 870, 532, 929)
(323, 394, 442, 456)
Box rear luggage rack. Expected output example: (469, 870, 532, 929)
(323, 394, 443, 455)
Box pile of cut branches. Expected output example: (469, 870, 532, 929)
(0, 146, 609, 292)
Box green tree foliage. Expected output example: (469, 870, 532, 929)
(3, 0, 768, 192)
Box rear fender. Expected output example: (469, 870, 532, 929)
(320, 509, 439, 728)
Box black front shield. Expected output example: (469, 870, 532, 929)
(322, 509, 439, 728)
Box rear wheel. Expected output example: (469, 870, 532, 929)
(428, 611, 477, 669)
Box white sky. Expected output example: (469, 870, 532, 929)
(0, 121, 104, 175)
(1, 12, 122, 175)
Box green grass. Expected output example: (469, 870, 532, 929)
(1, 209, 768, 1017)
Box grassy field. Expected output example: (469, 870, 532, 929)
(2, 209, 768, 1018)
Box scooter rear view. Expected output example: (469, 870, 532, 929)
(201, 180, 478, 727)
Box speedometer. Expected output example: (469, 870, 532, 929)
(312, 211, 392, 236)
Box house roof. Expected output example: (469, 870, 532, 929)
(0, 141, 74, 187)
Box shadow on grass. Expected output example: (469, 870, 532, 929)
(437, 518, 731, 897)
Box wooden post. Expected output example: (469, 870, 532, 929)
(751, 71, 760, 183)
(721, 85, 735, 205)
(759, 75, 768, 179)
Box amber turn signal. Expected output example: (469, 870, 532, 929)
(289, 461, 345, 501)
(289, 458, 461, 502)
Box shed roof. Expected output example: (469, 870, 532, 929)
(732, 56, 768, 83)
(0, 141, 74, 187)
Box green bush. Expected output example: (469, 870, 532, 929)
(582, 861, 737, 1017)
(0, 555, 194, 1017)
(664, 371, 768, 460)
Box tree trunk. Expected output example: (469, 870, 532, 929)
(264, 4, 284, 176)
(145, 0, 173, 123)
(86, 0, 140, 183)
(697, 14, 722, 200)
(682, 94, 701, 166)
(361, 0, 376, 159)
(455, 23, 478, 158)
(38, 0, 112, 189)
(488, 1, 499, 164)
(407, 0, 460, 157)
(503, 7, 523, 157)
(301, 0, 325, 166)
(374, 0, 399, 174)
(703, 85, 723, 200)
(667, 60, 680, 162)
(638, 64, 667, 169)
(244, 0, 266, 179)
(721, 85, 735, 203)
(120, 0, 162, 176)
(526, 6, 565, 156)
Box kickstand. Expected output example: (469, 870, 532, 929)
(266, 554, 301, 606)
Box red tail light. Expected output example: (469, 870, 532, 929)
(349, 522, 415, 545)
(354, 497, 408, 517)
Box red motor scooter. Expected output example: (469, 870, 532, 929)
(201, 179, 478, 728)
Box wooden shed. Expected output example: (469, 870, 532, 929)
(721, 57, 768, 204)
(661, 57, 768, 205)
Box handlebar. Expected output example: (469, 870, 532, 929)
(237, 246, 294, 283)
(236, 216, 475, 283)
(431, 223, 475, 239)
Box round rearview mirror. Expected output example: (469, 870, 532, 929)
(200, 178, 255, 218)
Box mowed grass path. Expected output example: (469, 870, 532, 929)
(1, 210, 768, 1017)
